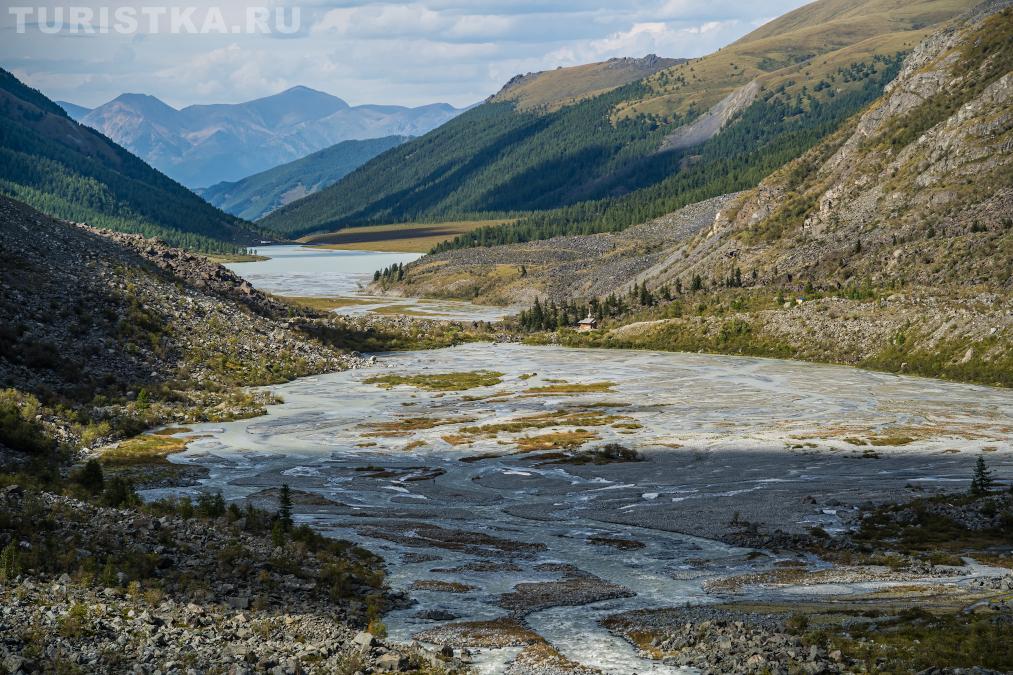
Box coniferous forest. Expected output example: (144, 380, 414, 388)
(259, 54, 903, 250)
(0, 69, 259, 253)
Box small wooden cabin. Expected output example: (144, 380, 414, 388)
(577, 314, 598, 332)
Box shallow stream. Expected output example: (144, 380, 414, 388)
(146, 344, 1013, 673)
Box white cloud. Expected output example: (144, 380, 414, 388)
(539, 18, 745, 67)
(3, 0, 812, 107)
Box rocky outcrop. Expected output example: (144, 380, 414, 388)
(604, 606, 855, 674)
(89, 227, 293, 318)
(659, 80, 761, 152)
(681, 4, 1013, 291)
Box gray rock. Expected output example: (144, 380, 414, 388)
(375, 653, 407, 672)
(353, 631, 376, 649)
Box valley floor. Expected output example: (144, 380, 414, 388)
(2, 202, 1010, 674)
(129, 343, 1013, 674)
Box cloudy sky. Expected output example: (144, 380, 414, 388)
(2, 1, 811, 109)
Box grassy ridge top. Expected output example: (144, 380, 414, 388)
(490, 56, 683, 113)
(622, 0, 975, 120)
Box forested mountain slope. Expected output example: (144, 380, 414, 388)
(383, 4, 1013, 385)
(0, 69, 260, 252)
(199, 135, 410, 222)
(258, 0, 975, 240)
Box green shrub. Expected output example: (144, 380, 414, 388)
(102, 476, 139, 508)
(0, 542, 20, 582)
(72, 460, 104, 495)
(0, 389, 54, 454)
(195, 492, 226, 518)
(57, 603, 90, 638)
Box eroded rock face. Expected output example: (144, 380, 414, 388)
(659, 79, 761, 152)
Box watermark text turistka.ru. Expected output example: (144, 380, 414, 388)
(9, 6, 301, 35)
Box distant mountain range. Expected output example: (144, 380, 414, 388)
(59, 87, 464, 188)
(199, 135, 410, 222)
(0, 69, 259, 252)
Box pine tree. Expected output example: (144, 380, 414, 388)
(970, 455, 994, 496)
(75, 459, 105, 494)
(531, 298, 544, 330)
(278, 483, 294, 530)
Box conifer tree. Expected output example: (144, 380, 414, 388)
(278, 483, 294, 530)
(970, 456, 994, 496)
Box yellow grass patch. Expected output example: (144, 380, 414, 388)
(515, 430, 599, 453)
(369, 304, 437, 317)
(100, 435, 190, 466)
(281, 296, 378, 311)
(205, 253, 270, 264)
(523, 381, 616, 395)
(149, 427, 192, 436)
(365, 416, 475, 432)
(460, 411, 627, 436)
(299, 220, 514, 253)
(364, 371, 504, 391)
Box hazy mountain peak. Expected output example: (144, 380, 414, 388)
(55, 100, 92, 121)
(109, 92, 178, 111)
(74, 87, 463, 187)
(273, 85, 347, 103)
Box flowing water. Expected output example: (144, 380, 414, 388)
(226, 245, 516, 322)
(146, 344, 1013, 673)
